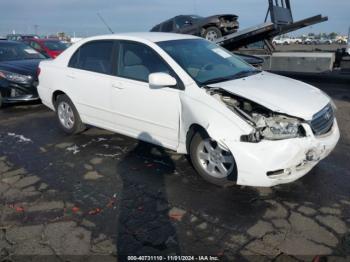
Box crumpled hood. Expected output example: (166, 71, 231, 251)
(196, 14, 239, 25)
(205, 14, 238, 21)
(208, 72, 330, 120)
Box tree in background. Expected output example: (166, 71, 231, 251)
(328, 32, 338, 40)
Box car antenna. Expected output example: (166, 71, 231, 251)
(97, 12, 114, 34)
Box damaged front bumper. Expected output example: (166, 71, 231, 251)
(223, 119, 340, 187)
(0, 80, 39, 103)
(219, 21, 239, 34)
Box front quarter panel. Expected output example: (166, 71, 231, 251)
(177, 84, 254, 153)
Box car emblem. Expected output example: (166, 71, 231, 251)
(324, 112, 331, 120)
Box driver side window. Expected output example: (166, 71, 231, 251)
(117, 41, 171, 83)
(175, 16, 189, 29)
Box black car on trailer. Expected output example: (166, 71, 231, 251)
(151, 15, 239, 41)
(0, 40, 46, 107)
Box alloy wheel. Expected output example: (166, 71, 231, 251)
(205, 30, 219, 41)
(196, 138, 235, 178)
(57, 102, 75, 129)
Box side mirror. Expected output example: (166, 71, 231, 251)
(149, 72, 177, 88)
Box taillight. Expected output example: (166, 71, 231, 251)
(37, 67, 41, 77)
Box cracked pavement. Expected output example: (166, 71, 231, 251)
(0, 80, 349, 261)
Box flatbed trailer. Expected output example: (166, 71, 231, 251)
(215, 0, 328, 51)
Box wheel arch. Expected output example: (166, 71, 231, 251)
(52, 90, 66, 108)
(186, 123, 238, 183)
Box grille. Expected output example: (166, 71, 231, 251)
(310, 104, 334, 136)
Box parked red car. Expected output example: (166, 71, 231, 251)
(24, 39, 67, 59)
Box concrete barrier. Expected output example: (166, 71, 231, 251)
(260, 52, 335, 73)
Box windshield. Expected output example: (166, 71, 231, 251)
(43, 41, 67, 51)
(157, 39, 260, 86)
(0, 42, 46, 61)
(189, 15, 203, 20)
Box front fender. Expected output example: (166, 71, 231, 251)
(177, 89, 253, 153)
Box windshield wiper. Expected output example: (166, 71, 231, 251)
(200, 76, 237, 86)
(233, 69, 261, 79)
(200, 70, 261, 87)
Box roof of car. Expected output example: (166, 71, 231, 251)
(84, 32, 199, 43)
(0, 40, 23, 45)
(28, 38, 61, 42)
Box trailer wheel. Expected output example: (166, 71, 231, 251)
(203, 27, 222, 42)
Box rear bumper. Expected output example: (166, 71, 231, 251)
(224, 119, 340, 187)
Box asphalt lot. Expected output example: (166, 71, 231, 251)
(0, 79, 350, 261)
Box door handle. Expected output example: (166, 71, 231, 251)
(112, 83, 124, 90)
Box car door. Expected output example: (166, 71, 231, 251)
(111, 41, 182, 150)
(65, 40, 117, 130)
(175, 16, 199, 35)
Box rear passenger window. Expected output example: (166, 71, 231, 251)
(69, 41, 114, 75)
(118, 42, 171, 82)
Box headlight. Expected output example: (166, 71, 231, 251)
(261, 117, 302, 140)
(241, 116, 304, 142)
(0, 70, 32, 84)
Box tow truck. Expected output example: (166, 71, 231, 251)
(214, 0, 349, 78)
(214, 0, 328, 52)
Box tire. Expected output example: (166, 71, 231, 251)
(54, 94, 86, 135)
(189, 131, 236, 187)
(0, 92, 3, 109)
(203, 27, 222, 42)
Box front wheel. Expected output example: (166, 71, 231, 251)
(190, 132, 237, 187)
(55, 94, 86, 135)
(203, 27, 222, 42)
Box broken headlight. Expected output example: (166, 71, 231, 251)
(260, 117, 302, 140)
(242, 116, 305, 142)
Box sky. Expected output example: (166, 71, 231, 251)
(0, 0, 349, 37)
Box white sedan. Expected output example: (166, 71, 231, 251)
(37, 33, 340, 187)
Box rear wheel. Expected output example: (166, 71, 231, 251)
(55, 94, 86, 135)
(190, 131, 236, 187)
(203, 27, 222, 42)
